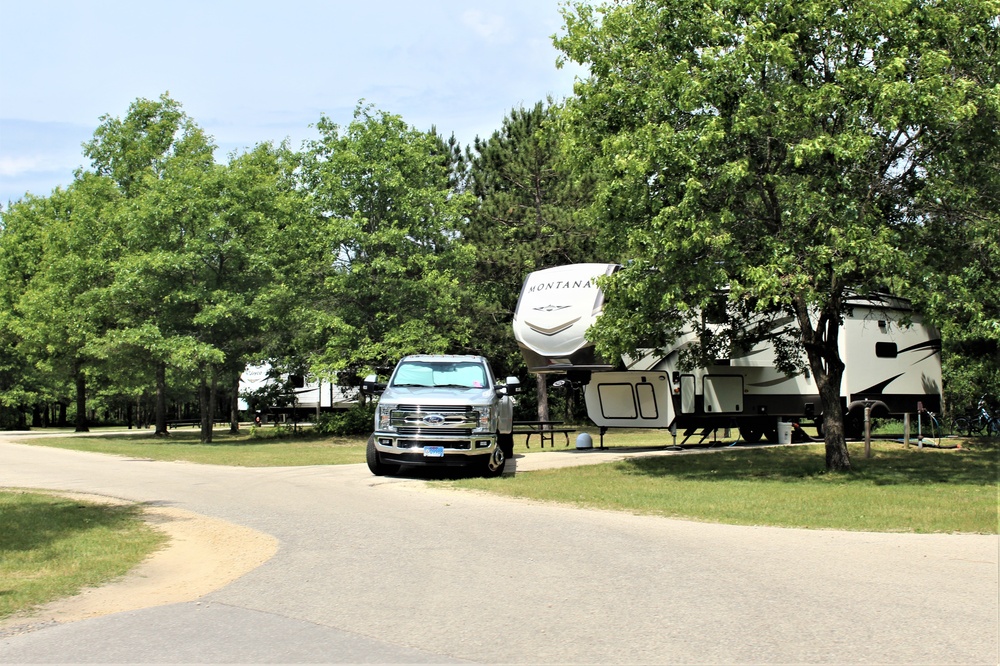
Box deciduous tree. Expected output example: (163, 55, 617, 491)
(556, 0, 999, 469)
(296, 104, 475, 379)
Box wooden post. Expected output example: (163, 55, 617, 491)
(864, 401, 872, 459)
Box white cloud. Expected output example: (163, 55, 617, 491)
(461, 10, 511, 43)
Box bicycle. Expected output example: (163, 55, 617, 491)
(954, 396, 1000, 436)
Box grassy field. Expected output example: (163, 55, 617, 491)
(0, 490, 167, 620)
(13, 428, 368, 466)
(449, 438, 999, 534)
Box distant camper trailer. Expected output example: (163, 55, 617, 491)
(513, 263, 943, 442)
(238, 364, 357, 420)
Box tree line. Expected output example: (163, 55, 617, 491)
(1, 0, 997, 472)
(0, 97, 590, 440)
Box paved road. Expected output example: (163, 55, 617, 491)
(1, 436, 997, 664)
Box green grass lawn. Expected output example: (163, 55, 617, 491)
(0, 491, 167, 620)
(14, 428, 369, 466)
(449, 438, 999, 534)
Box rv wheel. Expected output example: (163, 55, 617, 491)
(844, 411, 865, 440)
(740, 427, 762, 443)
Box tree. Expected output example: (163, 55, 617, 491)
(0, 193, 57, 429)
(295, 104, 475, 379)
(556, 0, 999, 470)
(83, 94, 223, 437)
(466, 100, 596, 420)
(207, 141, 306, 434)
(0, 176, 122, 431)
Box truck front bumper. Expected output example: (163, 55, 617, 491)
(372, 433, 497, 467)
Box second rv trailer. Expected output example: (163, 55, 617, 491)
(513, 263, 942, 441)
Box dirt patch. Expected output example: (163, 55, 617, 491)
(1, 493, 278, 633)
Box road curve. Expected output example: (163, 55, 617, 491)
(1, 436, 996, 664)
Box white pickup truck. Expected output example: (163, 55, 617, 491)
(366, 355, 520, 477)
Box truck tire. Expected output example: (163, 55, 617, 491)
(481, 446, 506, 478)
(497, 432, 514, 459)
(366, 435, 398, 476)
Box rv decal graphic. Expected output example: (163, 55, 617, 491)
(526, 318, 581, 336)
(855, 373, 905, 396)
(534, 304, 571, 312)
(747, 375, 799, 388)
(898, 339, 943, 364)
(527, 278, 598, 293)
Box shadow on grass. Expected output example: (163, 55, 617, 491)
(618, 439, 999, 486)
(0, 494, 145, 553)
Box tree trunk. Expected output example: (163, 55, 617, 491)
(817, 371, 851, 471)
(74, 363, 89, 432)
(230, 373, 240, 434)
(536, 374, 549, 421)
(796, 297, 851, 472)
(199, 374, 212, 444)
(58, 401, 68, 427)
(154, 362, 168, 436)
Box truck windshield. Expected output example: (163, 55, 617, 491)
(392, 361, 488, 389)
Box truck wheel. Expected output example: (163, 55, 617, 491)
(498, 433, 514, 459)
(366, 435, 398, 476)
(481, 446, 506, 478)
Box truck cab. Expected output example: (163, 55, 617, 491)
(367, 355, 520, 477)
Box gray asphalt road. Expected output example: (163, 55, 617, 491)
(1, 436, 997, 664)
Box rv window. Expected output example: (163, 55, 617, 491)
(875, 342, 898, 358)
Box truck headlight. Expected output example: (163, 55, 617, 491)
(377, 404, 393, 431)
(475, 405, 493, 433)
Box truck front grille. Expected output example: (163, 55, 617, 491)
(397, 427, 473, 437)
(390, 405, 480, 431)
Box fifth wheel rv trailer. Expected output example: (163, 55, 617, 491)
(513, 263, 943, 442)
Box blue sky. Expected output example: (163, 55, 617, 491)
(0, 0, 584, 209)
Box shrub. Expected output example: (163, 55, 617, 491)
(314, 404, 376, 436)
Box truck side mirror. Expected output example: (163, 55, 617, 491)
(361, 374, 386, 395)
(499, 377, 522, 396)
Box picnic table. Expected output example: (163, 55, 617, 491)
(513, 420, 576, 448)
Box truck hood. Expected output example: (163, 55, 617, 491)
(380, 386, 497, 407)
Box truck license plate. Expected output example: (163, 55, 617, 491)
(423, 446, 445, 458)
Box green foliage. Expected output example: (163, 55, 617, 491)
(556, 0, 1000, 469)
(295, 103, 476, 375)
(314, 404, 377, 436)
(465, 100, 598, 378)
